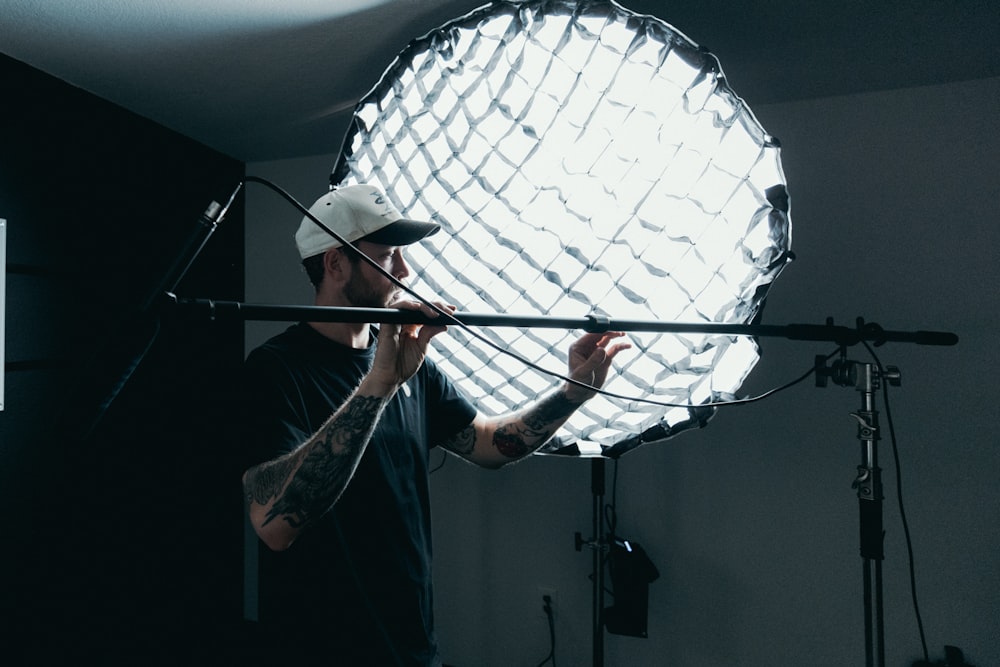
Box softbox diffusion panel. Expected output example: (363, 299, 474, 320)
(332, 0, 792, 457)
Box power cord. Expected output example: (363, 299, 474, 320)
(429, 448, 448, 474)
(862, 341, 930, 663)
(535, 594, 557, 667)
(242, 175, 838, 413)
(604, 458, 620, 598)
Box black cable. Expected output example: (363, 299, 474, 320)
(242, 176, 936, 663)
(862, 341, 930, 664)
(717, 347, 841, 407)
(242, 175, 833, 414)
(603, 458, 620, 599)
(429, 449, 448, 474)
(606, 458, 620, 538)
(535, 594, 557, 667)
(244, 176, 639, 403)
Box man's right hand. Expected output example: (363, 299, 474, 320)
(366, 299, 455, 394)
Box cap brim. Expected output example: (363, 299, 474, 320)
(361, 219, 441, 246)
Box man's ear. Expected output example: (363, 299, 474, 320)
(323, 247, 347, 280)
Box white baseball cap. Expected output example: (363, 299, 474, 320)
(295, 184, 440, 259)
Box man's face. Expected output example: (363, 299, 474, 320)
(341, 241, 411, 308)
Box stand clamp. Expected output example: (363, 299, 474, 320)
(574, 531, 608, 554)
(851, 411, 881, 503)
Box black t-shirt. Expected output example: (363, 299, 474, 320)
(241, 322, 476, 666)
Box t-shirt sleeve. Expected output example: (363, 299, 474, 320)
(422, 357, 477, 447)
(239, 346, 312, 470)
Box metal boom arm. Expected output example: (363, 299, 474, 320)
(168, 296, 958, 347)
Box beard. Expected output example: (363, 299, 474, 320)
(343, 267, 397, 308)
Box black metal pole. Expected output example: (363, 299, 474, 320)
(167, 298, 959, 347)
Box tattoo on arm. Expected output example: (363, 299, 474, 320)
(440, 423, 476, 456)
(244, 457, 298, 506)
(493, 390, 582, 459)
(245, 394, 386, 529)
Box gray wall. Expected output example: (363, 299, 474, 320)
(245, 76, 1000, 666)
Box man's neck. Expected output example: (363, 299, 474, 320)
(307, 294, 371, 349)
(306, 320, 371, 349)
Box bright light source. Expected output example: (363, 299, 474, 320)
(332, 0, 792, 456)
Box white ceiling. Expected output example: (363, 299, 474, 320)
(2, 0, 998, 162)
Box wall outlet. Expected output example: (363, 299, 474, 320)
(538, 585, 557, 619)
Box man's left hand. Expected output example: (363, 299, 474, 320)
(564, 331, 631, 403)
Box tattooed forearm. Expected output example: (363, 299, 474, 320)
(249, 394, 386, 529)
(493, 389, 583, 459)
(244, 457, 299, 506)
(523, 390, 582, 430)
(261, 443, 359, 528)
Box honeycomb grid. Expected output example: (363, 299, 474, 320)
(333, 0, 792, 456)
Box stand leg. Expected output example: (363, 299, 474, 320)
(592, 457, 605, 667)
(876, 559, 885, 667)
(864, 559, 874, 667)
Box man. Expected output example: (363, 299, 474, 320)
(241, 184, 629, 666)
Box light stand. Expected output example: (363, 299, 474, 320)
(574, 456, 609, 667)
(816, 353, 901, 667)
